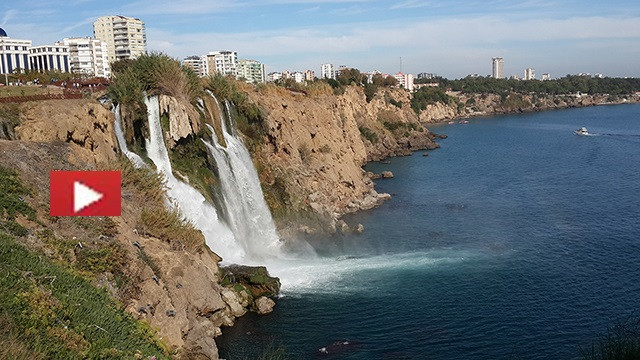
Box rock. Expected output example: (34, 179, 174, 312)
(221, 289, 246, 317)
(337, 220, 350, 234)
(354, 223, 365, 234)
(254, 296, 275, 315)
(219, 265, 281, 298)
(381, 171, 394, 178)
(422, 153, 429, 156)
(158, 95, 200, 144)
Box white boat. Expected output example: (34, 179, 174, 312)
(574, 127, 589, 136)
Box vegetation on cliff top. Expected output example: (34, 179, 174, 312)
(0, 165, 171, 359)
(420, 75, 640, 95)
(410, 86, 458, 114)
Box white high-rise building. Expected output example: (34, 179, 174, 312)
(0, 28, 32, 74)
(237, 59, 265, 83)
(492, 57, 505, 79)
(183, 55, 205, 77)
(29, 45, 70, 73)
(524, 68, 535, 80)
(394, 72, 415, 92)
(205, 51, 237, 77)
(93, 15, 146, 63)
(292, 71, 305, 83)
(60, 37, 110, 78)
(541, 73, 551, 81)
(321, 63, 334, 79)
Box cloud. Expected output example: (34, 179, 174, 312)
(1, 9, 17, 26)
(146, 14, 640, 77)
(390, 1, 433, 9)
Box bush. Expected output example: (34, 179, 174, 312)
(358, 126, 378, 144)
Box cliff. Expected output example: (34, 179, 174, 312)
(0, 98, 276, 359)
(244, 84, 441, 234)
(416, 91, 640, 123)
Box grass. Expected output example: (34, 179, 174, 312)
(0, 86, 60, 98)
(0, 231, 171, 359)
(0, 166, 36, 221)
(139, 207, 204, 252)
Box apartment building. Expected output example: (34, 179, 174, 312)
(205, 51, 237, 77)
(237, 59, 265, 83)
(492, 57, 505, 79)
(394, 72, 415, 91)
(304, 70, 315, 81)
(183, 55, 205, 77)
(60, 37, 110, 78)
(524, 68, 535, 80)
(93, 15, 146, 63)
(321, 63, 334, 79)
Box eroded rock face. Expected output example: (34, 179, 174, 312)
(158, 94, 201, 146)
(15, 99, 118, 164)
(247, 86, 440, 233)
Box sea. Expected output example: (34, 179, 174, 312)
(217, 104, 640, 359)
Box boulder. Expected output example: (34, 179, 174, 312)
(381, 171, 394, 178)
(254, 296, 276, 315)
(354, 224, 365, 234)
(219, 265, 281, 298)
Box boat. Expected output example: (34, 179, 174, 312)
(574, 127, 589, 136)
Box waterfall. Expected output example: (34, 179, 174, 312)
(143, 96, 245, 263)
(113, 104, 145, 168)
(203, 93, 282, 260)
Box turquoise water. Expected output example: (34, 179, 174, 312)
(218, 104, 640, 359)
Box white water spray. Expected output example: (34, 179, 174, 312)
(203, 93, 282, 260)
(143, 96, 245, 263)
(113, 104, 146, 168)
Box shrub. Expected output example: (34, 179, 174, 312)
(358, 126, 378, 144)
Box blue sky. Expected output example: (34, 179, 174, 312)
(2, 0, 640, 78)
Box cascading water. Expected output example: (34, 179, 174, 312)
(143, 96, 244, 263)
(113, 104, 146, 168)
(203, 93, 282, 260)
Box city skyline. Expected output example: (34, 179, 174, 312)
(2, 0, 640, 78)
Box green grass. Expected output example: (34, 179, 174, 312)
(0, 166, 36, 221)
(0, 232, 171, 359)
(0, 86, 58, 98)
(139, 207, 204, 252)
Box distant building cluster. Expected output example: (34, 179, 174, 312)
(492, 57, 553, 81)
(0, 15, 148, 79)
(182, 51, 266, 84)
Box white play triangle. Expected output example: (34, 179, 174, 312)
(73, 181, 104, 213)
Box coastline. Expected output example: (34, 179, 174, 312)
(421, 93, 640, 125)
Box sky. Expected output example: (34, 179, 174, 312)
(2, 0, 640, 78)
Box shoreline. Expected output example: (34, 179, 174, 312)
(423, 94, 640, 126)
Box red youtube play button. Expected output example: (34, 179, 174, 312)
(50, 171, 121, 216)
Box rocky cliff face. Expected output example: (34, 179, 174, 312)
(244, 85, 440, 234)
(3, 98, 276, 360)
(417, 91, 640, 123)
